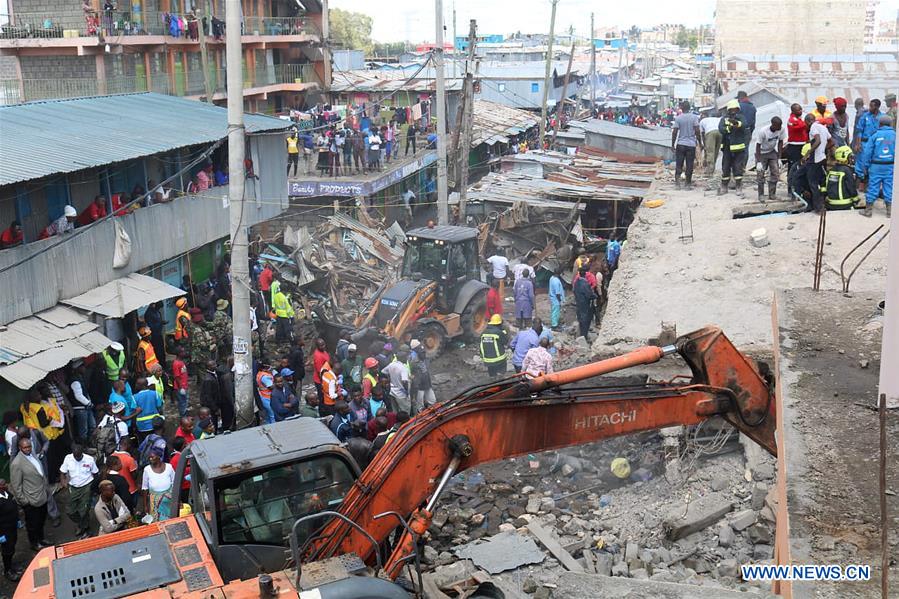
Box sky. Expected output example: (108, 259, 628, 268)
(330, 0, 899, 43)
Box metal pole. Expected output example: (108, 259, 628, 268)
(590, 12, 595, 115)
(538, 0, 559, 144)
(434, 0, 450, 224)
(550, 42, 575, 150)
(879, 393, 889, 599)
(452, 2, 457, 78)
(226, 0, 253, 427)
(321, 0, 331, 89)
(458, 19, 477, 219)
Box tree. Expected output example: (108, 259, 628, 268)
(329, 8, 373, 52)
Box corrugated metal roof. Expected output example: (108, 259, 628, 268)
(0, 92, 290, 186)
(471, 100, 539, 147)
(0, 307, 114, 389)
(568, 119, 671, 147)
(62, 273, 185, 318)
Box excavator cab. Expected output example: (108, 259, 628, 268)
(403, 225, 481, 313)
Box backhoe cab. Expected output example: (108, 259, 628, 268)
(357, 224, 490, 357)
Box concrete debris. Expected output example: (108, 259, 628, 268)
(555, 572, 776, 598)
(729, 509, 757, 532)
(527, 521, 585, 573)
(453, 531, 546, 574)
(663, 493, 734, 540)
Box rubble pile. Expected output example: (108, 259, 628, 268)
(419, 437, 779, 596)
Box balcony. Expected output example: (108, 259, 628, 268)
(0, 12, 319, 48)
(0, 63, 320, 105)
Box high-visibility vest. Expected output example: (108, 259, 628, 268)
(826, 169, 857, 207)
(273, 291, 294, 318)
(147, 375, 165, 399)
(102, 349, 125, 381)
(20, 402, 63, 441)
(479, 332, 505, 363)
(364, 372, 378, 389)
(137, 340, 159, 372)
(174, 309, 191, 340)
(321, 370, 338, 406)
(256, 370, 272, 400)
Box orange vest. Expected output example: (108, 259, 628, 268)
(256, 371, 272, 400)
(174, 309, 191, 340)
(138, 339, 159, 372)
(321, 369, 338, 406)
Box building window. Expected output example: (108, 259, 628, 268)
(531, 82, 539, 93)
(498, 83, 506, 92)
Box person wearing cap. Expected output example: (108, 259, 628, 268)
(826, 146, 860, 210)
(341, 344, 363, 394)
(271, 374, 299, 421)
(211, 299, 232, 360)
(255, 364, 276, 425)
(173, 297, 192, 346)
(0, 220, 23, 249)
(101, 341, 126, 397)
(94, 478, 131, 535)
(67, 359, 96, 445)
(810, 96, 833, 127)
(854, 99, 883, 153)
(135, 326, 160, 377)
(855, 114, 895, 218)
(804, 113, 832, 213)
(39, 205, 77, 239)
(718, 100, 749, 197)
(361, 357, 380, 401)
(480, 314, 510, 377)
(886, 93, 897, 130)
(831, 97, 851, 148)
(736, 91, 757, 136)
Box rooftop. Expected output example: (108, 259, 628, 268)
(406, 225, 479, 242)
(568, 119, 672, 148)
(0, 93, 291, 186)
(471, 99, 539, 147)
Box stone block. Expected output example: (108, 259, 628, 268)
(663, 493, 734, 540)
(729, 509, 757, 532)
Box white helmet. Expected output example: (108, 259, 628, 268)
(64, 205, 77, 217)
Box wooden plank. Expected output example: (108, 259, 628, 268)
(526, 521, 585, 573)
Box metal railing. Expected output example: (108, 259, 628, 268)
(242, 16, 319, 37)
(0, 63, 318, 104)
(0, 11, 162, 39)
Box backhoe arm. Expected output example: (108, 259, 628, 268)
(308, 326, 776, 576)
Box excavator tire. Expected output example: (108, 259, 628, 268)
(460, 289, 489, 339)
(415, 322, 447, 359)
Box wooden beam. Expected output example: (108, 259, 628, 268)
(527, 521, 584, 573)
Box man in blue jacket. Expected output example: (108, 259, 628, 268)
(854, 99, 883, 153)
(855, 115, 895, 218)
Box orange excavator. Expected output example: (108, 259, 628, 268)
(17, 326, 777, 599)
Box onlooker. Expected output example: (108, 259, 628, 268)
(831, 97, 850, 147)
(133, 377, 162, 438)
(141, 447, 174, 522)
(513, 268, 535, 328)
(76, 195, 107, 226)
(94, 479, 131, 535)
(548, 268, 565, 329)
(271, 374, 298, 421)
(299, 390, 320, 418)
(200, 360, 221, 431)
(40, 205, 77, 238)
(855, 99, 882, 153)
(804, 113, 832, 213)
(671, 101, 702, 189)
(0, 220, 24, 249)
(10, 437, 50, 551)
(59, 443, 98, 539)
(382, 351, 411, 413)
(328, 401, 358, 442)
(786, 104, 808, 195)
(341, 344, 363, 394)
(411, 347, 435, 414)
(510, 320, 542, 373)
(368, 129, 383, 171)
(699, 112, 722, 178)
(754, 116, 785, 201)
(312, 338, 331, 403)
(574, 268, 595, 340)
(171, 349, 189, 418)
(99, 455, 133, 512)
(486, 277, 502, 319)
(68, 360, 95, 445)
(521, 337, 554, 378)
(737, 90, 757, 136)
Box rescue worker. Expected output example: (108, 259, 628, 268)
(886, 93, 897, 130)
(825, 146, 860, 211)
(210, 299, 232, 360)
(855, 115, 895, 218)
(789, 143, 814, 204)
(810, 95, 833, 126)
(101, 342, 126, 398)
(173, 297, 192, 349)
(134, 326, 159, 377)
(272, 285, 294, 342)
(854, 99, 883, 153)
(718, 100, 749, 197)
(146, 363, 166, 403)
(479, 314, 509, 378)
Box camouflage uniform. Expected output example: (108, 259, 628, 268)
(190, 323, 217, 374)
(210, 309, 233, 360)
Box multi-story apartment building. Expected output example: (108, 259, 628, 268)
(715, 0, 866, 57)
(0, 0, 329, 113)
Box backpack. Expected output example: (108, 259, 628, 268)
(92, 417, 118, 465)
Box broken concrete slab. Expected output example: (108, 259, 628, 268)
(453, 531, 545, 574)
(555, 572, 774, 598)
(663, 492, 734, 540)
(527, 521, 585, 573)
(729, 509, 757, 532)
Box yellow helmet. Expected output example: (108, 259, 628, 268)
(726, 99, 740, 110)
(834, 145, 853, 164)
(488, 314, 503, 325)
(800, 143, 812, 158)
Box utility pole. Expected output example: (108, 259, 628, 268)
(589, 12, 596, 117)
(197, 3, 214, 103)
(538, 0, 559, 144)
(452, 2, 457, 78)
(322, 0, 332, 89)
(450, 19, 476, 188)
(434, 0, 450, 224)
(458, 19, 477, 219)
(550, 42, 575, 149)
(225, 0, 253, 427)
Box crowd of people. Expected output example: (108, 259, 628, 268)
(668, 91, 895, 216)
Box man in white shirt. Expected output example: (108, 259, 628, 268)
(487, 249, 510, 301)
(700, 114, 722, 177)
(402, 189, 416, 218)
(68, 360, 95, 445)
(805, 113, 832, 212)
(97, 402, 130, 448)
(382, 352, 411, 413)
(59, 444, 98, 539)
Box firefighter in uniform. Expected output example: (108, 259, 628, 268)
(480, 314, 510, 378)
(826, 146, 860, 210)
(718, 99, 749, 197)
(173, 297, 192, 350)
(135, 326, 159, 377)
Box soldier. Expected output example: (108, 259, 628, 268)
(189, 315, 217, 381)
(211, 299, 233, 360)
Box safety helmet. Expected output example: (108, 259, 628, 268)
(725, 99, 740, 110)
(800, 143, 812, 158)
(64, 205, 77, 217)
(364, 357, 378, 369)
(488, 314, 503, 325)
(175, 297, 188, 308)
(834, 145, 853, 164)
(138, 326, 152, 338)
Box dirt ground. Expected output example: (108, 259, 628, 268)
(778, 288, 898, 598)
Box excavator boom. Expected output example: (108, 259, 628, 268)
(309, 326, 776, 575)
